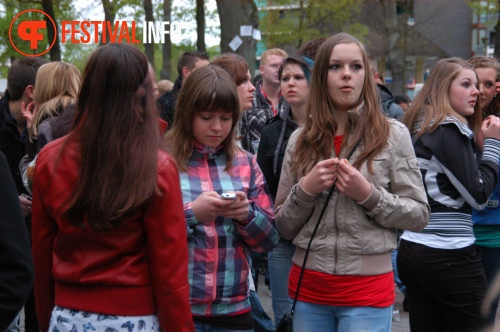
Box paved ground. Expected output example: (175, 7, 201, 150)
(256, 275, 500, 332)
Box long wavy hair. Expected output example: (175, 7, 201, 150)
(63, 43, 161, 230)
(165, 65, 240, 172)
(468, 56, 500, 117)
(292, 33, 390, 175)
(30, 62, 81, 138)
(403, 58, 482, 137)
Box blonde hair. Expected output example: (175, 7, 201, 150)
(157, 79, 174, 95)
(403, 58, 481, 137)
(293, 33, 390, 175)
(31, 62, 81, 138)
(261, 48, 288, 66)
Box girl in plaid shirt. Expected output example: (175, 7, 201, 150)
(165, 65, 279, 332)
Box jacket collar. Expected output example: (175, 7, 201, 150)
(192, 140, 225, 160)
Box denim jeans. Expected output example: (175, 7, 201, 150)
(391, 249, 406, 294)
(268, 238, 295, 324)
(477, 245, 500, 324)
(194, 322, 253, 332)
(293, 300, 392, 332)
(249, 290, 274, 332)
(4, 313, 19, 332)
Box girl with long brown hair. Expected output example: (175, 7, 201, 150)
(274, 32, 429, 331)
(31, 43, 193, 332)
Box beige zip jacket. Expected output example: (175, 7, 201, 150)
(275, 119, 430, 276)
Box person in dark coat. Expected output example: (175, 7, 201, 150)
(157, 51, 209, 128)
(0, 151, 33, 331)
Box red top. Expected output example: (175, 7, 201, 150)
(32, 136, 194, 331)
(334, 135, 344, 156)
(288, 264, 395, 307)
(260, 85, 278, 116)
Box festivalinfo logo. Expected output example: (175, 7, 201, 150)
(9, 9, 184, 56)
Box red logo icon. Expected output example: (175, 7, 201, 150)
(9, 9, 57, 57)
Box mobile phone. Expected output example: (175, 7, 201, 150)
(21, 194, 32, 201)
(220, 192, 237, 200)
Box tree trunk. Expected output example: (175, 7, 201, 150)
(101, 0, 115, 44)
(381, 0, 405, 94)
(144, 0, 155, 66)
(161, 0, 172, 79)
(216, 0, 259, 75)
(196, 0, 206, 52)
(42, 0, 60, 61)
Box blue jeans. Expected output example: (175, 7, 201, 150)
(268, 238, 295, 324)
(477, 245, 500, 324)
(194, 322, 253, 332)
(293, 301, 393, 332)
(249, 290, 274, 332)
(5, 313, 19, 332)
(391, 249, 406, 294)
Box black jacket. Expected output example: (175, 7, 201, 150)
(0, 91, 29, 195)
(0, 151, 33, 330)
(256, 106, 297, 200)
(157, 76, 182, 128)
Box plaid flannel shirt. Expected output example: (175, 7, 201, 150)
(180, 142, 278, 317)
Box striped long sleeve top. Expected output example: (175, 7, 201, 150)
(180, 141, 278, 317)
(402, 116, 500, 249)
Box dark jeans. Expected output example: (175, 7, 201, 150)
(397, 239, 489, 332)
(477, 245, 500, 324)
(24, 288, 39, 332)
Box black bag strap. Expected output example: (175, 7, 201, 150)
(290, 140, 361, 316)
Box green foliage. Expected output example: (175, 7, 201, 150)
(260, 0, 367, 49)
(467, 0, 499, 25)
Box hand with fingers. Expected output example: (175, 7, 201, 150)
(482, 115, 500, 140)
(335, 158, 372, 202)
(301, 158, 340, 195)
(217, 191, 250, 222)
(19, 195, 32, 217)
(192, 191, 244, 223)
(21, 102, 36, 130)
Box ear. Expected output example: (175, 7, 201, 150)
(25, 85, 34, 99)
(182, 66, 190, 79)
(259, 65, 264, 74)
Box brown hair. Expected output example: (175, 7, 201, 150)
(404, 58, 482, 137)
(165, 65, 240, 172)
(292, 33, 390, 175)
(63, 43, 162, 230)
(297, 38, 327, 61)
(211, 53, 249, 86)
(177, 51, 209, 77)
(468, 56, 500, 117)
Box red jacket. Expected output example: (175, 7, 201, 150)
(32, 136, 194, 332)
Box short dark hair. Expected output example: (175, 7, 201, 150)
(297, 38, 327, 61)
(8, 57, 48, 101)
(278, 56, 314, 84)
(177, 51, 209, 78)
(394, 94, 411, 105)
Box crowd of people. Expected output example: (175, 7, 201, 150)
(1, 32, 500, 332)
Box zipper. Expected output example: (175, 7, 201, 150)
(204, 152, 218, 315)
